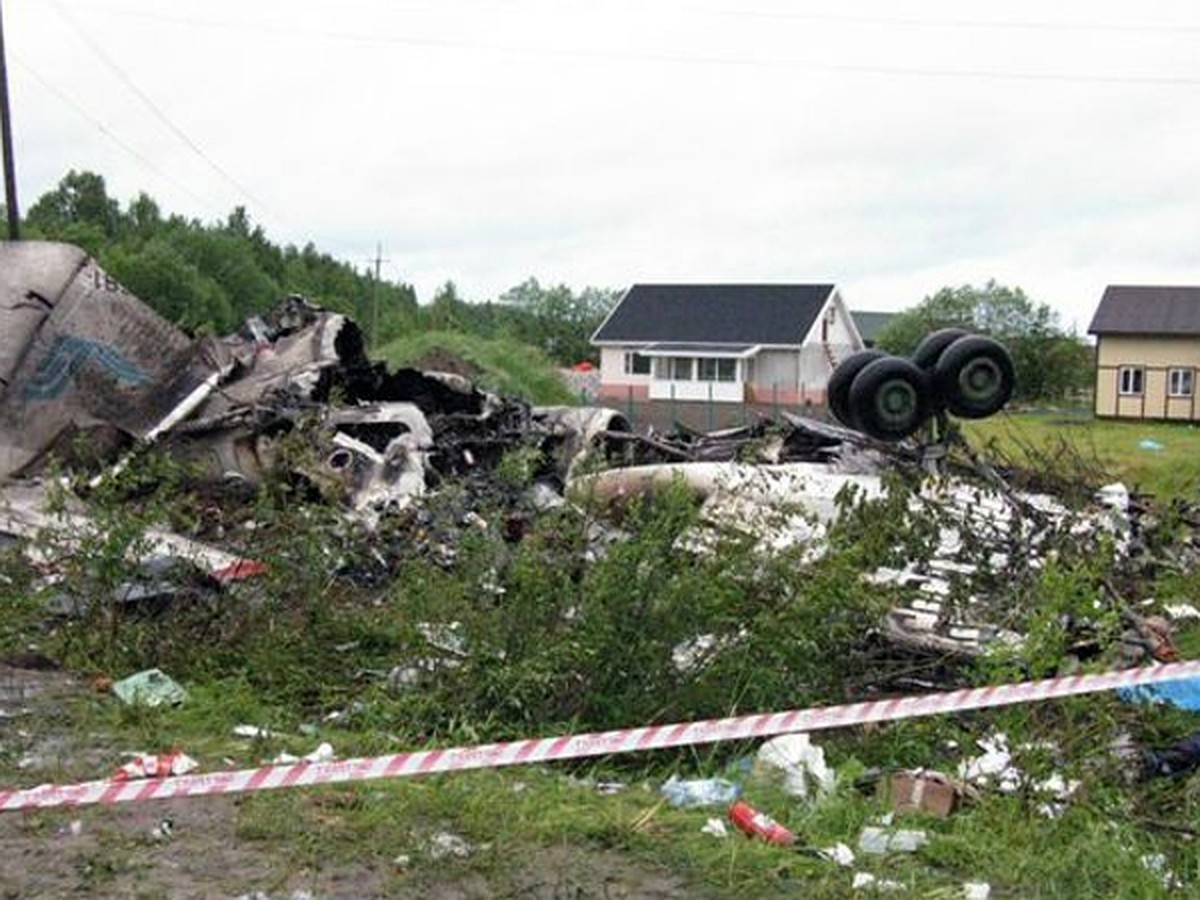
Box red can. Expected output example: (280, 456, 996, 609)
(728, 800, 797, 846)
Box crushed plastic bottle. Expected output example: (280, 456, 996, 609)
(659, 775, 741, 808)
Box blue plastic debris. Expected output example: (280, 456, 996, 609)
(1118, 676, 1200, 712)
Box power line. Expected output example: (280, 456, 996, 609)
(53, 5, 1200, 88)
(48, 0, 270, 216)
(70, 0, 1200, 37)
(15, 57, 227, 216)
(690, 5, 1200, 36)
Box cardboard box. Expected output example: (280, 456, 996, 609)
(877, 770, 963, 817)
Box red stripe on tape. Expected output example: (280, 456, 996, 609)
(3, 661, 1198, 812)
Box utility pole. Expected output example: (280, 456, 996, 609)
(0, 0, 20, 239)
(369, 242, 388, 350)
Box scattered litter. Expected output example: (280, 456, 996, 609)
(149, 818, 174, 841)
(962, 883, 991, 899)
(271, 742, 336, 765)
(1119, 675, 1200, 712)
(113, 750, 198, 781)
(852, 872, 904, 891)
(819, 842, 856, 867)
(876, 769, 972, 817)
(595, 781, 626, 795)
(755, 732, 834, 800)
(728, 800, 797, 846)
(1137, 730, 1200, 779)
(232, 725, 277, 740)
(65, 819, 83, 837)
(111, 669, 187, 708)
(393, 853, 412, 869)
(660, 775, 741, 808)
(701, 817, 728, 839)
(1164, 603, 1200, 620)
(857, 825, 928, 855)
(1138, 439, 1165, 451)
(428, 831, 473, 859)
(957, 733, 1021, 792)
(1140, 853, 1183, 890)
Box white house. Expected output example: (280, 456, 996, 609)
(590, 284, 864, 407)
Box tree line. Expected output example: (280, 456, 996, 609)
(873, 281, 1093, 403)
(17, 170, 620, 365)
(13, 170, 1091, 400)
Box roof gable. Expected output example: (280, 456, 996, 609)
(592, 284, 836, 346)
(1089, 286, 1200, 336)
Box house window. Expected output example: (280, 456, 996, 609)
(1169, 368, 1194, 397)
(1118, 366, 1144, 396)
(623, 352, 651, 375)
(669, 357, 693, 381)
(697, 358, 738, 382)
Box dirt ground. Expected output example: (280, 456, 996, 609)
(0, 665, 704, 900)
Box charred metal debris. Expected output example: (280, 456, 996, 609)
(2, 241, 1199, 680)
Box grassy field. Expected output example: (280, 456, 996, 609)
(962, 408, 1200, 499)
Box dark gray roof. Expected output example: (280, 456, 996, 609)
(592, 284, 835, 345)
(850, 311, 895, 344)
(1089, 286, 1200, 336)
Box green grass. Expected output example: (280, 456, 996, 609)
(3, 438, 1200, 895)
(376, 330, 576, 405)
(962, 409, 1200, 499)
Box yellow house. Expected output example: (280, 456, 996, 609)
(1089, 286, 1200, 420)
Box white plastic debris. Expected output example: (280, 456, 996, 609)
(852, 871, 904, 891)
(857, 826, 928, 855)
(1165, 603, 1200, 621)
(271, 742, 336, 765)
(150, 818, 173, 841)
(1140, 853, 1183, 890)
(428, 831, 473, 859)
(957, 733, 1021, 792)
(232, 724, 277, 739)
(701, 817, 728, 839)
(756, 732, 835, 799)
(820, 842, 856, 867)
(963, 883, 991, 899)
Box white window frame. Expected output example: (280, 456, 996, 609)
(669, 357, 693, 381)
(623, 351, 651, 376)
(1168, 367, 1194, 398)
(1118, 366, 1144, 396)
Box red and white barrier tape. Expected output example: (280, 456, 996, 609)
(4, 660, 1198, 812)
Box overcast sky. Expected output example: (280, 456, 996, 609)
(7, 0, 1200, 331)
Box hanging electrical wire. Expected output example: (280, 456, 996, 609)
(15, 57, 227, 217)
(48, 0, 271, 217)
(50, 3, 1200, 88)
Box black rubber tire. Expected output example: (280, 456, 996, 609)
(827, 350, 886, 427)
(911, 327, 970, 370)
(933, 335, 1016, 419)
(847, 356, 931, 441)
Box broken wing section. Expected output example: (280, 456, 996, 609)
(0, 242, 218, 477)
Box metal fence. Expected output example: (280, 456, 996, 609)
(578, 385, 825, 433)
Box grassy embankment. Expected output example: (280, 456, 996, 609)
(376, 330, 575, 406)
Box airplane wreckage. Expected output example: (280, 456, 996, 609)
(1, 240, 1193, 669)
